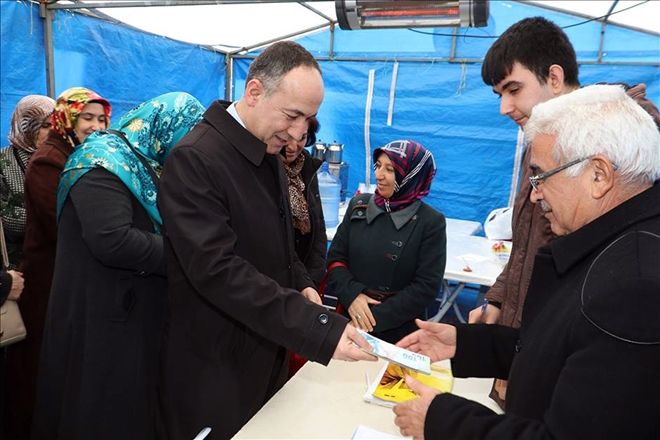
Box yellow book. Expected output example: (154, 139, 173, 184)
(364, 362, 453, 407)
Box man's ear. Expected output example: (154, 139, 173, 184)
(590, 155, 615, 199)
(243, 78, 264, 107)
(547, 64, 566, 96)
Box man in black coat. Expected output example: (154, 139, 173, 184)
(393, 84, 660, 439)
(157, 41, 374, 440)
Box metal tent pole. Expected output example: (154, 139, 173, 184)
(40, 1, 56, 98)
(598, 0, 620, 63)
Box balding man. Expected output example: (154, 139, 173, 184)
(158, 41, 373, 440)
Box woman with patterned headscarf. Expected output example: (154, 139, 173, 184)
(326, 140, 447, 343)
(31, 92, 204, 440)
(4, 87, 111, 440)
(0, 95, 55, 267)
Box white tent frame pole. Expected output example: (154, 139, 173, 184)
(47, 0, 314, 9)
(225, 55, 234, 101)
(598, 0, 619, 63)
(228, 22, 331, 55)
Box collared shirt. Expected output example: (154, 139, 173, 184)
(226, 101, 246, 128)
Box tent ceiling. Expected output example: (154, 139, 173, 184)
(49, 1, 659, 52)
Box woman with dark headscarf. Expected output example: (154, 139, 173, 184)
(4, 87, 111, 440)
(31, 92, 205, 440)
(0, 95, 55, 268)
(327, 140, 447, 343)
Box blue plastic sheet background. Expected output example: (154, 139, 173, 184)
(1, 1, 224, 144)
(2, 0, 658, 223)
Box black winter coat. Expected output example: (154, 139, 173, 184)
(327, 194, 446, 343)
(292, 150, 327, 287)
(427, 182, 660, 439)
(31, 169, 167, 440)
(157, 101, 348, 440)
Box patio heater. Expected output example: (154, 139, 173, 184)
(336, 0, 489, 30)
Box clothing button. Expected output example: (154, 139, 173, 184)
(515, 339, 522, 353)
(357, 211, 364, 216)
(138, 270, 146, 276)
(318, 314, 329, 324)
(392, 240, 403, 247)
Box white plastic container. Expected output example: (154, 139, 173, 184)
(317, 162, 341, 229)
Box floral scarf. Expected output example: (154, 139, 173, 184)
(373, 139, 436, 213)
(8, 95, 55, 153)
(281, 153, 311, 234)
(56, 92, 204, 231)
(51, 87, 112, 148)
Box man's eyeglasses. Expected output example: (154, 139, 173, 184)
(529, 156, 592, 191)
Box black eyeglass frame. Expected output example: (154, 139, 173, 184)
(529, 156, 593, 191)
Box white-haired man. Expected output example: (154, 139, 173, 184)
(393, 84, 660, 439)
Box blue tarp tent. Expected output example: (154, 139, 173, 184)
(2, 0, 658, 223)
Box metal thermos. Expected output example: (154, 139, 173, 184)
(325, 142, 344, 164)
(312, 142, 326, 161)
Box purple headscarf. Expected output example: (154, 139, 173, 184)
(373, 139, 436, 213)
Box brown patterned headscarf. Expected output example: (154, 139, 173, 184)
(281, 153, 311, 234)
(8, 95, 55, 153)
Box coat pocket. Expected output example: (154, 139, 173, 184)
(109, 277, 136, 322)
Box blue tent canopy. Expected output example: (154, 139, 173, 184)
(2, 0, 658, 223)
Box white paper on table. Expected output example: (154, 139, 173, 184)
(456, 253, 489, 263)
(351, 424, 406, 439)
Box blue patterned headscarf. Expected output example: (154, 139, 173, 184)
(57, 92, 205, 230)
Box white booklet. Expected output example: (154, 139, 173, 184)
(351, 424, 405, 439)
(357, 329, 431, 375)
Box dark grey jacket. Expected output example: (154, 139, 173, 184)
(157, 101, 348, 440)
(327, 194, 446, 343)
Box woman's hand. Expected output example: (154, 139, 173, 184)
(348, 293, 381, 332)
(8, 270, 24, 301)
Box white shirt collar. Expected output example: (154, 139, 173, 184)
(226, 101, 246, 128)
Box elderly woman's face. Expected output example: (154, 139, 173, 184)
(375, 152, 396, 199)
(283, 132, 308, 164)
(36, 119, 52, 148)
(74, 102, 108, 144)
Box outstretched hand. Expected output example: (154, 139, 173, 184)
(332, 324, 378, 362)
(396, 319, 457, 362)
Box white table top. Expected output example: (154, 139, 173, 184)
(233, 359, 501, 439)
(445, 217, 482, 236)
(444, 235, 510, 287)
(326, 210, 482, 242)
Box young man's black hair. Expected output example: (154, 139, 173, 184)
(482, 16, 579, 88)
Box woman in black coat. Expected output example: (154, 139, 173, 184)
(327, 140, 446, 343)
(280, 117, 327, 287)
(31, 92, 205, 440)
